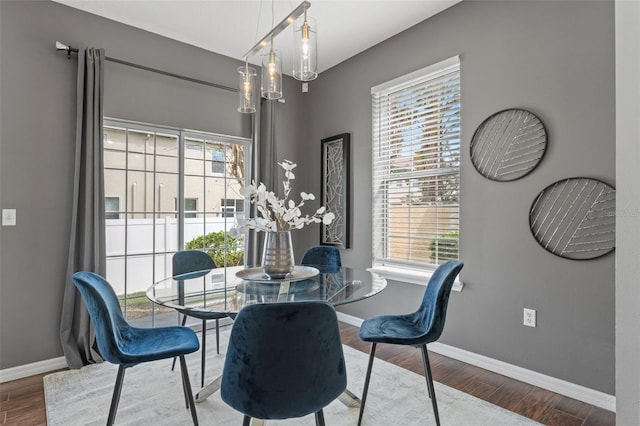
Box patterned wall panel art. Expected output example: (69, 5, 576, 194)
(470, 109, 547, 181)
(320, 133, 350, 248)
(529, 178, 615, 260)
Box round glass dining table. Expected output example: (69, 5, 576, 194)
(147, 265, 387, 319)
(147, 265, 387, 403)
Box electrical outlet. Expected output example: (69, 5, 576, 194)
(2, 209, 16, 226)
(523, 308, 537, 328)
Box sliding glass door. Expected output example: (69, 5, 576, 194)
(103, 119, 250, 326)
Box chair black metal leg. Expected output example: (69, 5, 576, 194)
(357, 342, 377, 426)
(215, 318, 220, 354)
(201, 319, 207, 388)
(179, 355, 199, 426)
(107, 365, 126, 426)
(172, 314, 188, 371)
(420, 345, 440, 426)
(242, 415, 251, 426)
(180, 362, 189, 409)
(315, 409, 326, 426)
(421, 348, 433, 400)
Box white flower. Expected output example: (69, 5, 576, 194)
(322, 212, 335, 225)
(231, 159, 334, 233)
(278, 160, 297, 171)
(239, 183, 255, 197)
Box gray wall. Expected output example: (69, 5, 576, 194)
(0, 0, 304, 369)
(302, 0, 615, 394)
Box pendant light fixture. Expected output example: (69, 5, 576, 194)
(237, 1, 314, 113)
(237, 61, 257, 113)
(261, 39, 283, 99)
(293, 4, 317, 81)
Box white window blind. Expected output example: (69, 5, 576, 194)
(372, 56, 460, 269)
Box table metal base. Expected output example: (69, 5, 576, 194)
(195, 375, 222, 403)
(338, 389, 361, 407)
(197, 375, 361, 410)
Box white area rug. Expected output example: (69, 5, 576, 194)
(45, 329, 540, 425)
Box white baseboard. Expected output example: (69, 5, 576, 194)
(336, 312, 616, 412)
(0, 357, 68, 383)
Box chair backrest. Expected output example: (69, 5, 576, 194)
(221, 301, 347, 420)
(300, 246, 341, 272)
(71, 271, 130, 365)
(416, 260, 464, 342)
(172, 250, 216, 277)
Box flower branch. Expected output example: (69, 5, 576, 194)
(230, 160, 334, 236)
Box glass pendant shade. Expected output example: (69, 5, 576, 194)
(237, 65, 257, 113)
(293, 16, 317, 81)
(261, 47, 283, 100)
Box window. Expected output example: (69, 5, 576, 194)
(103, 119, 249, 325)
(175, 198, 198, 219)
(211, 147, 226, 174)
(185, 198, 197, 218)
(105, 196, 121, 220)
(372, 56, 460, 270)
(220, 198, 244, 218)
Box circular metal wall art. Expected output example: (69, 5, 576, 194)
(470, 109, 547, 181)
(529, 178, 615, 260)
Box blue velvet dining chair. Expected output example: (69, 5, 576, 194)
(171, 249, 227, 388)
(357, 260, 464, 426)
(221, 301, 347, 426)
(300, 245, 341, 272)
(71, 271, 200, 426)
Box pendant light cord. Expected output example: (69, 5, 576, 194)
(271, 0, 275, 30)
(254, 0, 263, 44)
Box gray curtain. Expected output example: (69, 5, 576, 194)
(59, 46, 107, 369)
(248, 98, 278, 265)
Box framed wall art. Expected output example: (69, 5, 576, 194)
(320, 133, 351, 248)
(470, 108, 547, 181)
(529, 177, 616, 260)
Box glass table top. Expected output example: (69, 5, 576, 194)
(146, 265, 387, 317)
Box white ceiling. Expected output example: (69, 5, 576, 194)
(53, 0, 461, 76)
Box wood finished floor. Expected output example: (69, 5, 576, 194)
(0, 322, 615, 426)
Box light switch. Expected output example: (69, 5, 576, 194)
(2, 209, 16, 226)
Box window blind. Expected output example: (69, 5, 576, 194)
(372, 56, 461, 269)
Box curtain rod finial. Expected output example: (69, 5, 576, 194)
(56, 41, 72, 60)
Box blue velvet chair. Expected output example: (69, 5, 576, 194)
(71, 271, 200, 426)
(171, 249, 227, 388)
(357, 260, 464, 426)
(300, 245, 341, 272)
(221, 301, 347, 426)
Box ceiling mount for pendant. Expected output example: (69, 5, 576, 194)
(237, 1, 316, 113)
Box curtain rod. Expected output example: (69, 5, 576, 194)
(55, 41, 237, 93)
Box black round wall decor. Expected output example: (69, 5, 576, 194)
(470, 109, 547, 181)
(529, 178, 616, 260)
